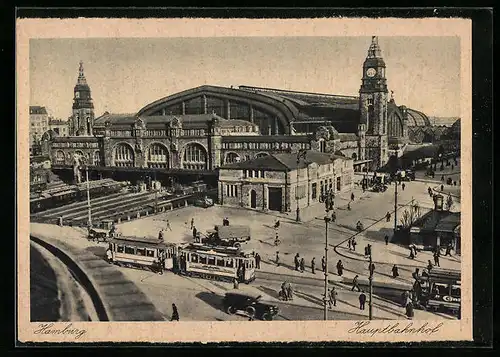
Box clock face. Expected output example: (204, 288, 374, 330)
(366, 68, 377, 77)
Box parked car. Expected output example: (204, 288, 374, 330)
(193, 196, 214, 208)
(223, 292, 279, 320)
(372, 183, 388, 192)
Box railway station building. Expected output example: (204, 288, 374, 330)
(218, 151, 354, 213)
(41, 36, 433, 186)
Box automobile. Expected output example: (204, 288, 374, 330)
(372, 183, 388, 192)
(222, 292, 279, 320)
(193, 196, 214, 208)
(202, 225, 251, 248)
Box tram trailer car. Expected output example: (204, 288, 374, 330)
(177, 243, 256, 283)
(108, 236, 177, 272)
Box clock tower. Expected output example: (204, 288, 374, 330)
(359, 36, 389, 169)
(70, 61, 94, 136)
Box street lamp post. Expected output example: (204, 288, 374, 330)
(368, 252, 373, 320)
(322, 187, 335, 321)
(296, 155, 301, 222)
(154, 169, 158, 214)
(394, 176, 398, 235)
(85, 164, 92, 228)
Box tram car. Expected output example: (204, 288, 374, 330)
(416, 268, 461, 316)
(176, 243, 256, 283)
(107, 236, 178, 272)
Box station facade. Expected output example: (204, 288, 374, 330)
(42, 36, 433, 182)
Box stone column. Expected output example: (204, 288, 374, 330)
(203, 95, 208, 114)
(274, 117, 279, 135)
(181, 102, 186, 115)
(162, 108, 166, 116)
(226, 100, 231, 119)
(249, 105, 254, 123)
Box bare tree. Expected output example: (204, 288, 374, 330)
(400, 201, 421, 228)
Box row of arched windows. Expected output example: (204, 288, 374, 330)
(224, 152, 269, 164)
(54, 150, 101, 166)
(111, 142, 208, 169)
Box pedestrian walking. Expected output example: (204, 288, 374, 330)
(347, 202, 351, 211)
(294, 253, 300, 271)
(170, 304, 179, 321)
(300, 257, 305, 273)
(158, 229, 164, 241)
(321, 256, 326, 273)
(411, 268, 420, 281)
(453, 181, 457, 186)
(276, 251, 280, 267)
(286, 283, 294, 301)
(427, 260, 433, 272)
(384, 235, 389, 245)
(428, 187, 433, 196)
(255, 253, 261, 269)
(444, 243, 453, 256)
(351, 275, 361, 292)
(331, 211, 336, 223)
(405, 301, 414, 319)
(190, 218, 194, 230)
(329, 287, 338, 308)
(402, 183, 406, 191)
(367, 244, 372, 256)
(421, 268, 429, 279)
(392, 264, 399, 278)
(351, 238, 357, 251)
(369, 262, 375, 276)
(364, 245, 369, 257)
(359, 291, 367, 310)
(311, 257, 316, 274)
(351, 192, 355, 201)
(233, 278, 239, 289)
(433, 250, 440, 267)
(440, 184, 444, 191)
(386, 211, 391, 222)
(336, 260, 344, 276)
(441, 175, 445, 182)
(106, 247, 113, 263)
(166, 220, 172, 231)
(411, 244, 418, 257)
(347, 238, 352, 250)
(192, 226, 197, 240)
(409, 248, 415, 259)
(280, 282, 288, 301)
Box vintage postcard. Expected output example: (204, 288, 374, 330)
(17, 17, 472, 343)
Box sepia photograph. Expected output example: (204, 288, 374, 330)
(17, 17, 473, 343)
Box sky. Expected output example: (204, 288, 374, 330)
(29, 36, 461, 119)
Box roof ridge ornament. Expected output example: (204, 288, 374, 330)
(77, 60, 87, 85)
(367, 36, 382, 59)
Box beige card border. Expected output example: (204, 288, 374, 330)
(17, 17, 473, 343)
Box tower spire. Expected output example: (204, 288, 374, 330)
(367, 36, 382, 58)
(78, 60, 87, 85)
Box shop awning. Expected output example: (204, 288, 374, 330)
(353, 159, 373, 166)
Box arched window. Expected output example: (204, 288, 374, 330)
(93, 151, 101, 166)
(225, 152, 240, 164)
(319, 139, 326, 153)
(114, 143, 135, 167)
(55, 150, 65, 165)
(75, 150, 85, 164)
(255, 152, 269, 158)
(147, 143, 169, 168)
(183, 143, 207, 170)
